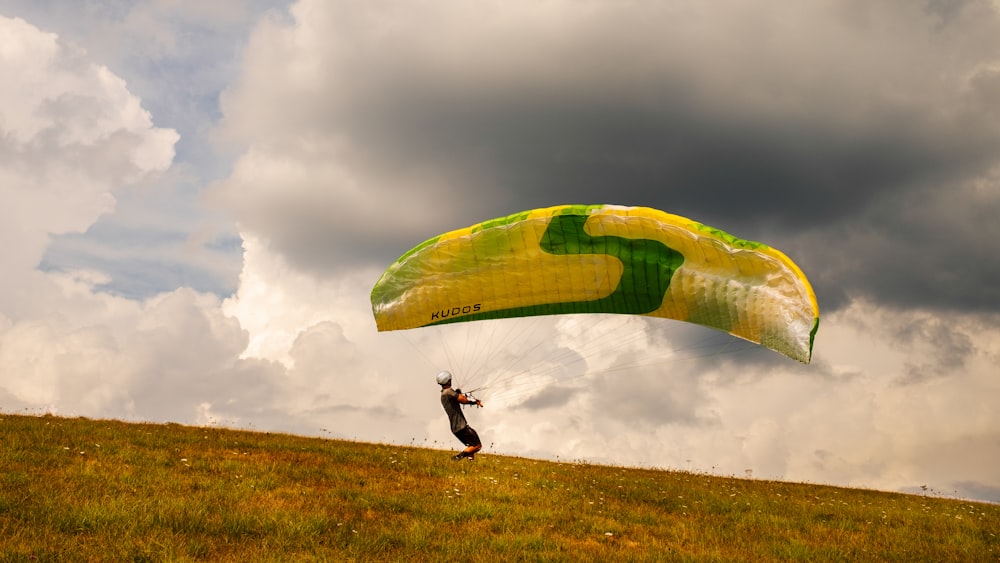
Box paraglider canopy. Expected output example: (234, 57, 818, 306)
(371, 204, 819, 363)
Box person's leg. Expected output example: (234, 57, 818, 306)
(460, 428, 482, 458)
(452, 427, 474, 459)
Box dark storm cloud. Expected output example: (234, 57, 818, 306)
(325, 60, 999, 318)
(223, 0, 1000, 316)
(342, 86, 962, 233)
(800, 175, 1000, 314)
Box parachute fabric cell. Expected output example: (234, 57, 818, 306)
(370, 204, 819, 363)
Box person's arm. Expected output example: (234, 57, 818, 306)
(457, 392, 483, 407)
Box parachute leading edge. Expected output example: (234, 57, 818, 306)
(370, 204, 820, 363)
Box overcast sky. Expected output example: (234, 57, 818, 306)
(2, 0, 999, 503)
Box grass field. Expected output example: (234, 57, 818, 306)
(1, 413, 997, 561)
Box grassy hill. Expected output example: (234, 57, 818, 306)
(1, 413, 997, 562)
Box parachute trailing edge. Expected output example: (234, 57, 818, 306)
(370, 204, 820, 363)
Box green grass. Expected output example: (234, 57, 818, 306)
(1, 413, 997, 561)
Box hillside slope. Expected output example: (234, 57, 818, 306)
(1, 414, 997, 561)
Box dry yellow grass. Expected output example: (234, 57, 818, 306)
(1, 413, 997, 561)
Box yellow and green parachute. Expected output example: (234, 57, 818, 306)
(371, 205, 819, 363)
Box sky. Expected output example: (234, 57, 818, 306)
(1, 0, 999, 502)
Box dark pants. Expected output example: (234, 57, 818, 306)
(454, 426, 481, 447)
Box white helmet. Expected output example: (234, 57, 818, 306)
(436, 370, 453, 385)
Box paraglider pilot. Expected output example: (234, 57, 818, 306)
(437, 370, 483, 460)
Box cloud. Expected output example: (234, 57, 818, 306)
(0, 14, 284, 431)
(0, 1, 284, 299)
(214, 0, 1000, 317)
(0, 15, 178, 315)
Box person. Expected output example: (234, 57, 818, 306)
(437, 370, 483, 460)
